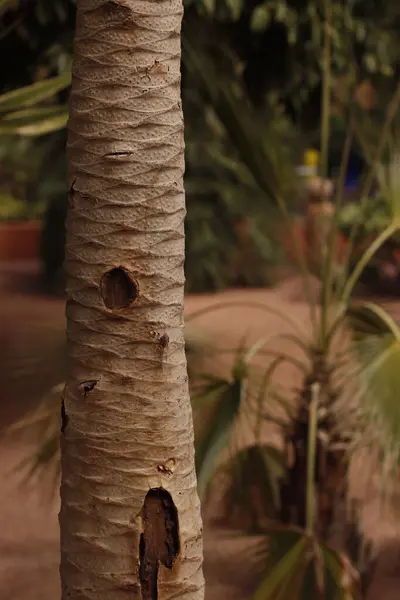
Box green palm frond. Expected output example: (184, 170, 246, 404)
(192, 327, 308, 503)
(346, 302, 400, 454)
(253, 528, 361, 600)
(6, 383, 63, 501)
(222, 444, 286, 530)
(0, 105, 69, 136)
(376, 145, 400, 223)
(192, 330, 301, 501)
(194, 358, 247, 499)
(0, 71, 71, 113)
(254, 529, 308, 600)
(346, 301, 400, 339)
(0, 71, 71, 136)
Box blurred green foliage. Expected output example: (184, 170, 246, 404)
(0, 192, 44, 220)
(338, 199, 390, 237)
(0, 72, 70, 135)
(1, 0, 399, 291)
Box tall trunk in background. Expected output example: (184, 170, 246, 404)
(60, 1, 204, 599)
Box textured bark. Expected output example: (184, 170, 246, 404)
(60, 1, 204, 599)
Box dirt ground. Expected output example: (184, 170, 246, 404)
(1, 262, 400, 599)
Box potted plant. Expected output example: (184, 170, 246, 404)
(337, 192, 400, 294)
(0, 194, 44, 261)
(280, 175, 347, 275)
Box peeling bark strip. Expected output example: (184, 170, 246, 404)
(60, 0, 204, 598)
(139, 489, 180, 600)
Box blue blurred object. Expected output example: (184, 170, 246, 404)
(344, 153, 364, 190)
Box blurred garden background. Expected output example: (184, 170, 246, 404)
(2, 1, 400, 599)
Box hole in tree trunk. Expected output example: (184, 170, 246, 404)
(139, 488, 180, 600)
(100, 267, 138, 310)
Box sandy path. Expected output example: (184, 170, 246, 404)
(1, 263, 400, 599)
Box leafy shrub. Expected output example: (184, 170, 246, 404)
(0, 193, 45, 221)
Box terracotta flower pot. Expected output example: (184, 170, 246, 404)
(0, 221, 42, 261)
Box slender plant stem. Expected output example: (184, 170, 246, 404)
(315, 0, 332, 350)
(306, 383, 320, 534)
(320, 0, 332, 181)
(321, 121, 354, 344)
(342, 222, 397, 304)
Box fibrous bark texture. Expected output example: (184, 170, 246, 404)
(60, 1, 204, 598)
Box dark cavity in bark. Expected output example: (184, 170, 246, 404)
(139, 488, 180, 600)
(100, 267, 138, 310)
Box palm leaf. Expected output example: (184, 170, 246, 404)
(193, 333, 300, 503)
(346, 301, 400, 452)
(346, 301, 400, 339)
(222, 444, 286, 530)
(5, 383, 63, 501)
(253, 529, 308, 600)
(0, 105, 69, 135)
(376, 148, 400, 224)
(253, 528, 361, 600)
(0, 71, 71, 113)
(194, 357, 247, 498)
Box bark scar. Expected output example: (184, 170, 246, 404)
(78, 380, 98, 397)
(158, 333, 169, 349)
(61, 397, 69, 434)
(157, 458, 176, 477)
(139, 488, 180, 600)
(68, 178, 77, 208)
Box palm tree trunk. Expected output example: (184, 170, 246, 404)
(60, 1, 204, 599)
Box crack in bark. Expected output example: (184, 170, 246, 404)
(104, 151, 133, 158)
(139, 488, 180, 600)
(61, 398, 69, 434)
